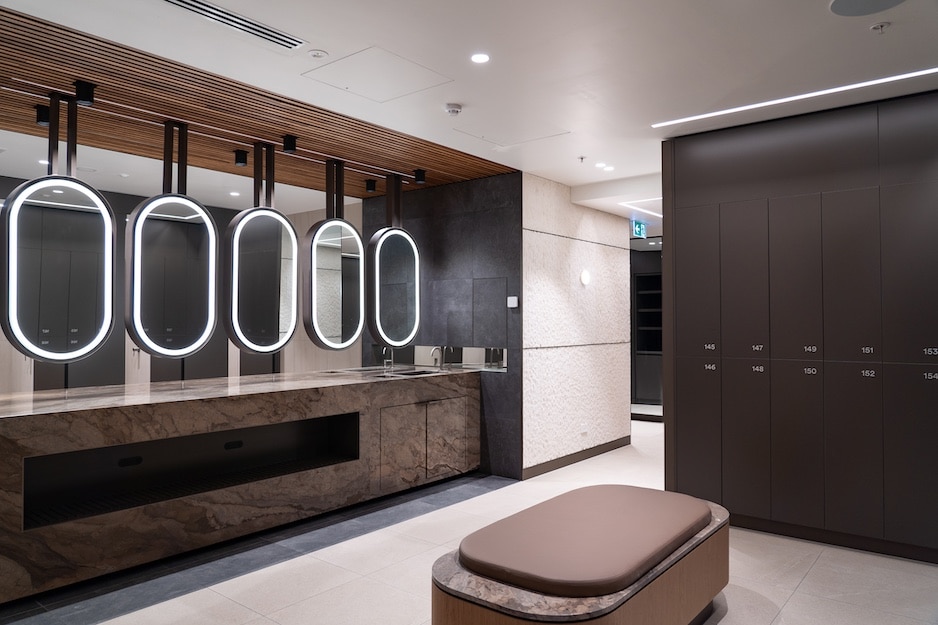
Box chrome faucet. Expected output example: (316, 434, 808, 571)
(430, 346, 443, 370)
(382, 346, 394, 372)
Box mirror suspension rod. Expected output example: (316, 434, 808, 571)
(253, 142, 263, 207)
(265, 141, 274, 208)
(253, 143, 275, 208)
(46, 94, 60, 176)
(65, 98, 78, 178)
(325, 159, 345, 220)
(386, 173, 403, 228)
(162, 121, 189, 194)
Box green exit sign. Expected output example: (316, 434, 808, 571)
(632, 220, 647, 238)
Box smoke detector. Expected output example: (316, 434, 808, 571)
(444, 103, 462, 116)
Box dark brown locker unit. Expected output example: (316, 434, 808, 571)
(720, 199, 769, 358)
(674, 356, 722, 503)
(674, 204, 720, 358)
(824, 361, 883, 539)
(769, 194, 823, 361)
(771, 360, 824, 529)
(721, 357, 771, 518)
(881, 181, 938, 366)
(883, 364, 938, 550)
(822, 188, 881, 363)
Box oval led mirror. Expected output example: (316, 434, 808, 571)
(125, 194, 218, 358)
(0, 176, 115, 362)
(303, 218, 365, 350)
(367, 227, 420, 348)
(224, 208, 298, 353)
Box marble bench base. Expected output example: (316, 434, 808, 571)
(431, 501, 729, 624)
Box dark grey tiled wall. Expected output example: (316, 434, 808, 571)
(363, 172, 523, 478)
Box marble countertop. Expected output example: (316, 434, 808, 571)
(0, 366, 482, 419)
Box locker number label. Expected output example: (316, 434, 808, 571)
(751, 344, 764, 352)
(704, 363, 717, 371)
(752, 365, 765, 373)
(924, 372, 938, 381)
(803, 367, 818, 375)
(861, 346, 874, 355)
(861, 369, 877, 378)
(804, 345, 818, 353)
(704, 343, 716, 351)
(924, 348, 938, 356)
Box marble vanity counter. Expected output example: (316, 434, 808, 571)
(0, 367, 472, 419)
(0, 368, 481, 603)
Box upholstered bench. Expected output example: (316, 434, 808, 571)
(431, 484, 729, 624)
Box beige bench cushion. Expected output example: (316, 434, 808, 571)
(458, 484, 712, 597)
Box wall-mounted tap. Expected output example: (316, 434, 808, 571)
(430, 346, 443, 370)
(382, 346, 394, 372)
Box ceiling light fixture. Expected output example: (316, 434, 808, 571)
(604, 166, 615, 172)
(234, 149, 248, 166)
(595, 162, 606, 168)
(35, 104, 50, 127)
(617, 197, 663, 218)
(229, 191, 240, 197)
(414, 169, 426, 184)
(365, 179, 377, 193)
(652, 66, 938, 128)
(74, 80, 96, 106)
(829, 0, 907, 17)
(471, 53, 490, 64)
(282, 134, 297, 153)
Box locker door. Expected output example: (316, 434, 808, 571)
(720, 200, 769, 358)
(674, 356, 722, 503)
(721, 357, 771, 518)
(881, 182, 938, 365)
(769, 194, 823, 361)
(674, 205, 720, 357)
(771, 360, 824, 528)
(824, 361, 883, 538)
(822, 188, 881, 362)
(883, 363, 938, 549)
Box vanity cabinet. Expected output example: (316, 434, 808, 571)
(0, 370, 481, 603)
(380, 396, 468, 493)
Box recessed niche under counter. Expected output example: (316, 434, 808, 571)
(23, 413, 359, 530)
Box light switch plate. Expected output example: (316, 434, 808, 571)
(507, 296, 519, 309)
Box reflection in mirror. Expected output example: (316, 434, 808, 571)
(225, 208, 298, 353)
(126, 194, 217, 358)
(304, 218, 364, 350)
(1, 176, 115, 362)
(368, 227, 420, 348)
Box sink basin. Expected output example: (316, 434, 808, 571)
(392, 369, 439, 376)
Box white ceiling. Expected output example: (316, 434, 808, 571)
(1, 0, 937, 232)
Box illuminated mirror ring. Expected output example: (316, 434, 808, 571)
(304, 218, 365, 350)
(126, 194, 218, 358)
(1, 175, 115, 362)
(367, 227, 420, 348)
(224, 207, 299, 354)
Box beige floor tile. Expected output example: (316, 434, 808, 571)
(99, 589, 261, 625)
(367, 545, 453, 600)
(702, 576, 795, 625)
(269, 577, 428, 625)
(312, 529, 437, 576)
(387, 506, 494, 545)
(771, 592, 929, 625)
(796, 546, 938, 623)
(728, 528, 823, 591)
(211, 552, 360, 615)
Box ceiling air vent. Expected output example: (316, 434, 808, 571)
(163, 0, 305, 50)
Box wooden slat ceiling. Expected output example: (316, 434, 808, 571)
(0, 8, 516, 199)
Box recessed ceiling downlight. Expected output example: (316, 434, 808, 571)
(829, 0, 906, 16)
(471, 53, 490, 64)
